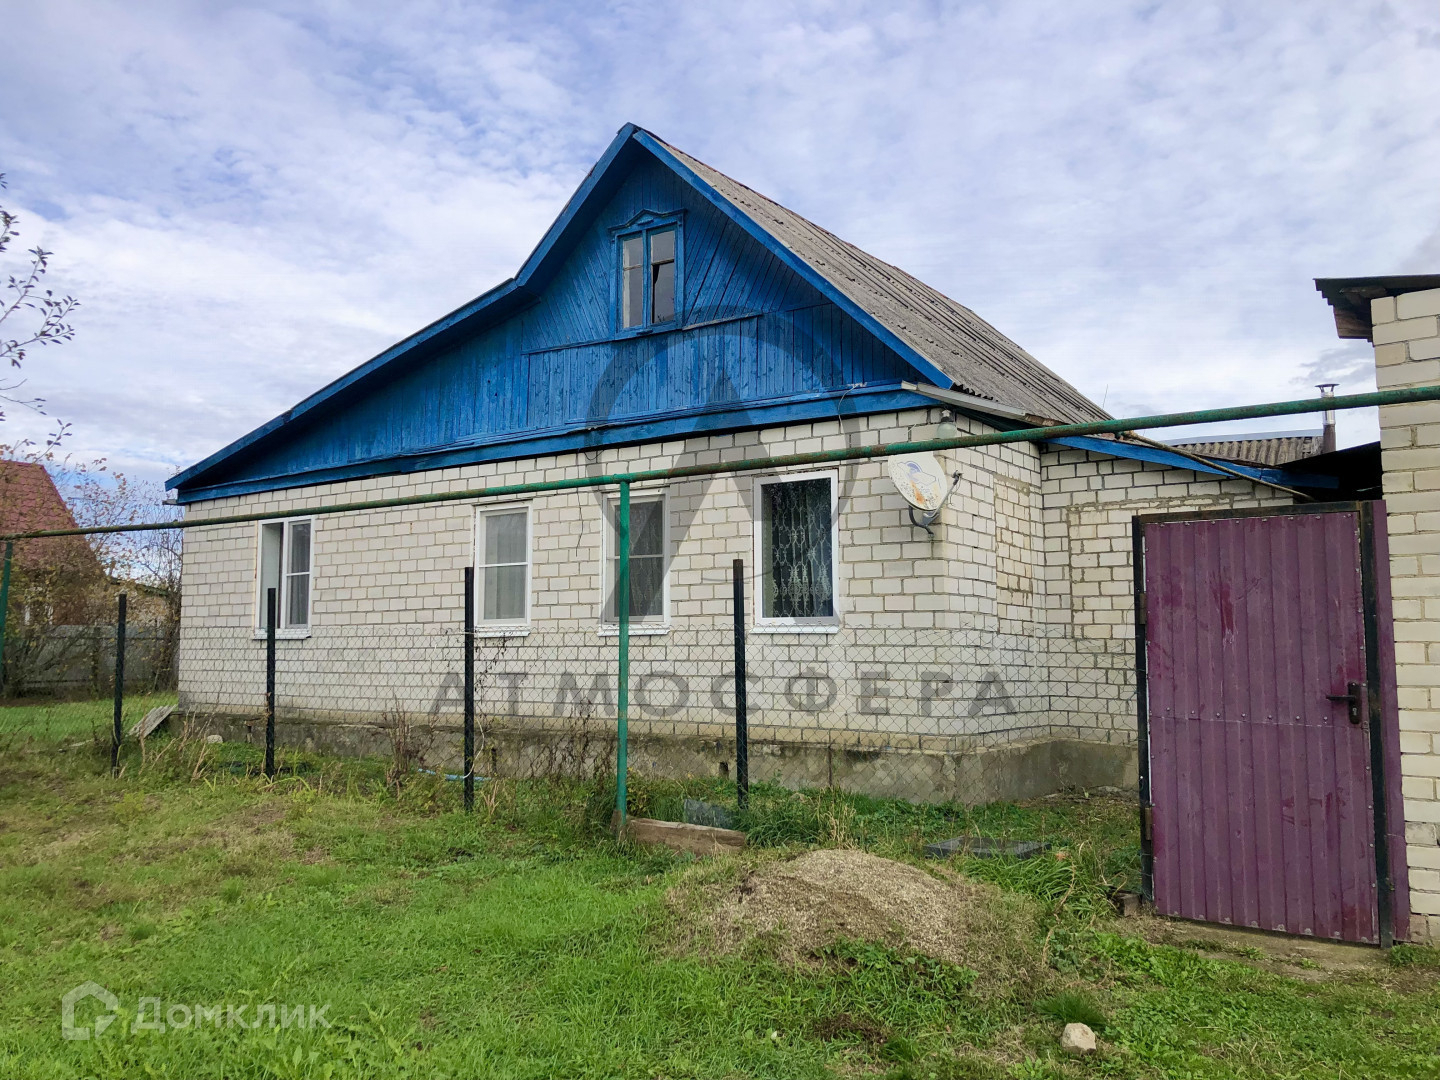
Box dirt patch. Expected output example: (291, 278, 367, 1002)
(701, 849, 1041, 990)
(810, 1011, 889, 1044)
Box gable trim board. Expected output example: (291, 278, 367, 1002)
(170, 124, 1104, 505)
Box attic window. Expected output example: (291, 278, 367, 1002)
(619, 226, 679, 330)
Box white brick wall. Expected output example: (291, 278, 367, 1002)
(1038, 450, 1289, 743)
(178, 408, 1285, 758)
(1373, 287, 1440, 943)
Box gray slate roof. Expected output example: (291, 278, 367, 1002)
(656, 136, 1109, 425)
(1163, 433, 1324, 467)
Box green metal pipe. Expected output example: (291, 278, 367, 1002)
(616, 481, 630, 827)
(5, 383, 1439, 543)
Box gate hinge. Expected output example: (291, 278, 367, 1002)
(1140, 804, 1153, 843)
(1136, 591, 1147, 627)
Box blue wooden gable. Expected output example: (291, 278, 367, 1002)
(169, 127, 955, 503)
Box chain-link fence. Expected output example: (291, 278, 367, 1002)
(133, 556, 1131, 814)
(2, 564, 1135, 814)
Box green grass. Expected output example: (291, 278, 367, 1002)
(0, 691, 178, 742)
(1036, 990, 1107, 1031)
(0, 698, 1437, 1078)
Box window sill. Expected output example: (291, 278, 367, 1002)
(252, 628, 312, 641)
(598, 624, 671, 637)
(474, 626, 531, 639)
(751, 623, 842, 635)
(613, 320, 680, 340)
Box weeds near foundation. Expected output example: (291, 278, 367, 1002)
(1389, 944, 1440, 968)
(381, 698, 437, 795)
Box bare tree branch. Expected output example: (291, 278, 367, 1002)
(0, 173, 80, 421)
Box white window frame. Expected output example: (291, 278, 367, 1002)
(599, 488, 670, 636)
(473, 502, 532, 636)
(253, 517, 314, 639)
(752, 470, 841, 634)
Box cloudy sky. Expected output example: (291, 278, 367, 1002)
(2, 1, 1438, 484)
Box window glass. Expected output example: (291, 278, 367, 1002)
(259, 523, 283, 627)
(285, 521, 312, 628)
(649, 228, 675, 263)
(760, 478, 834, 619)
(480, 510, 528, 623)
(605, 497, 665, 622)
(486, 511, 526, 565)
(621, 236, 644, 328)
(627, 499, 665, 618)
(286, 569, 310, 628)
(288, 521, 312, 574)
(650, 229, 676, 323)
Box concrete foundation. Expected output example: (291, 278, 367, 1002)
(195, 710, 1138, 804)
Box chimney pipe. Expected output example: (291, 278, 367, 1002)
(1318, 383, 1338, 454)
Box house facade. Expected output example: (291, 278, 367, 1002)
(169, 125, 1317, 800)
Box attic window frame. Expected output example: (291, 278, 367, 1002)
(611, 211, 684, 336)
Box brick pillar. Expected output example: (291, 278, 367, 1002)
(1374, 286, 1440, 941)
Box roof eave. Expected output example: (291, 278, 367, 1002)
(1315, 274, 1440, 343)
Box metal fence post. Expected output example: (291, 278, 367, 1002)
(0, 540, 11, 698)
(616, 481, 631, 827)
(265, 587, 277, 779)
(732, 557, 749, 810)
(463, 565, 475, 814)
(112, 593, 127, 775)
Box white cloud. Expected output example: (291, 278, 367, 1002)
(1, 0, 1437, 481)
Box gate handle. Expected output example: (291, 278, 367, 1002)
(1326, 681, 1363, 725)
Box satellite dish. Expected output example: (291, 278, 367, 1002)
(888, 452, 960, 536)
(888, 453, 950, 512)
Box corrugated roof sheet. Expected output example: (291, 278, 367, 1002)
(654, 136, 1108, 426)
(1162, 436, 1325, 468)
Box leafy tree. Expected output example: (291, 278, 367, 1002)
(1, 173, 79, 420)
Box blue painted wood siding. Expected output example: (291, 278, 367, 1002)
(201, 156, 921, 496)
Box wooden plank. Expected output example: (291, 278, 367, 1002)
(129, 705, 174, 740)
(619, 816, 746, 855)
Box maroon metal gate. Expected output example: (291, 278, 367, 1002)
(1134, 503, 1408, 945)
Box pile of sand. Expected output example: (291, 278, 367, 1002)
(705, 849, 1040, 987)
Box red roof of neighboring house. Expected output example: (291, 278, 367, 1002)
(1, 460, 82, 533)
(0, 460, 102, 575)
